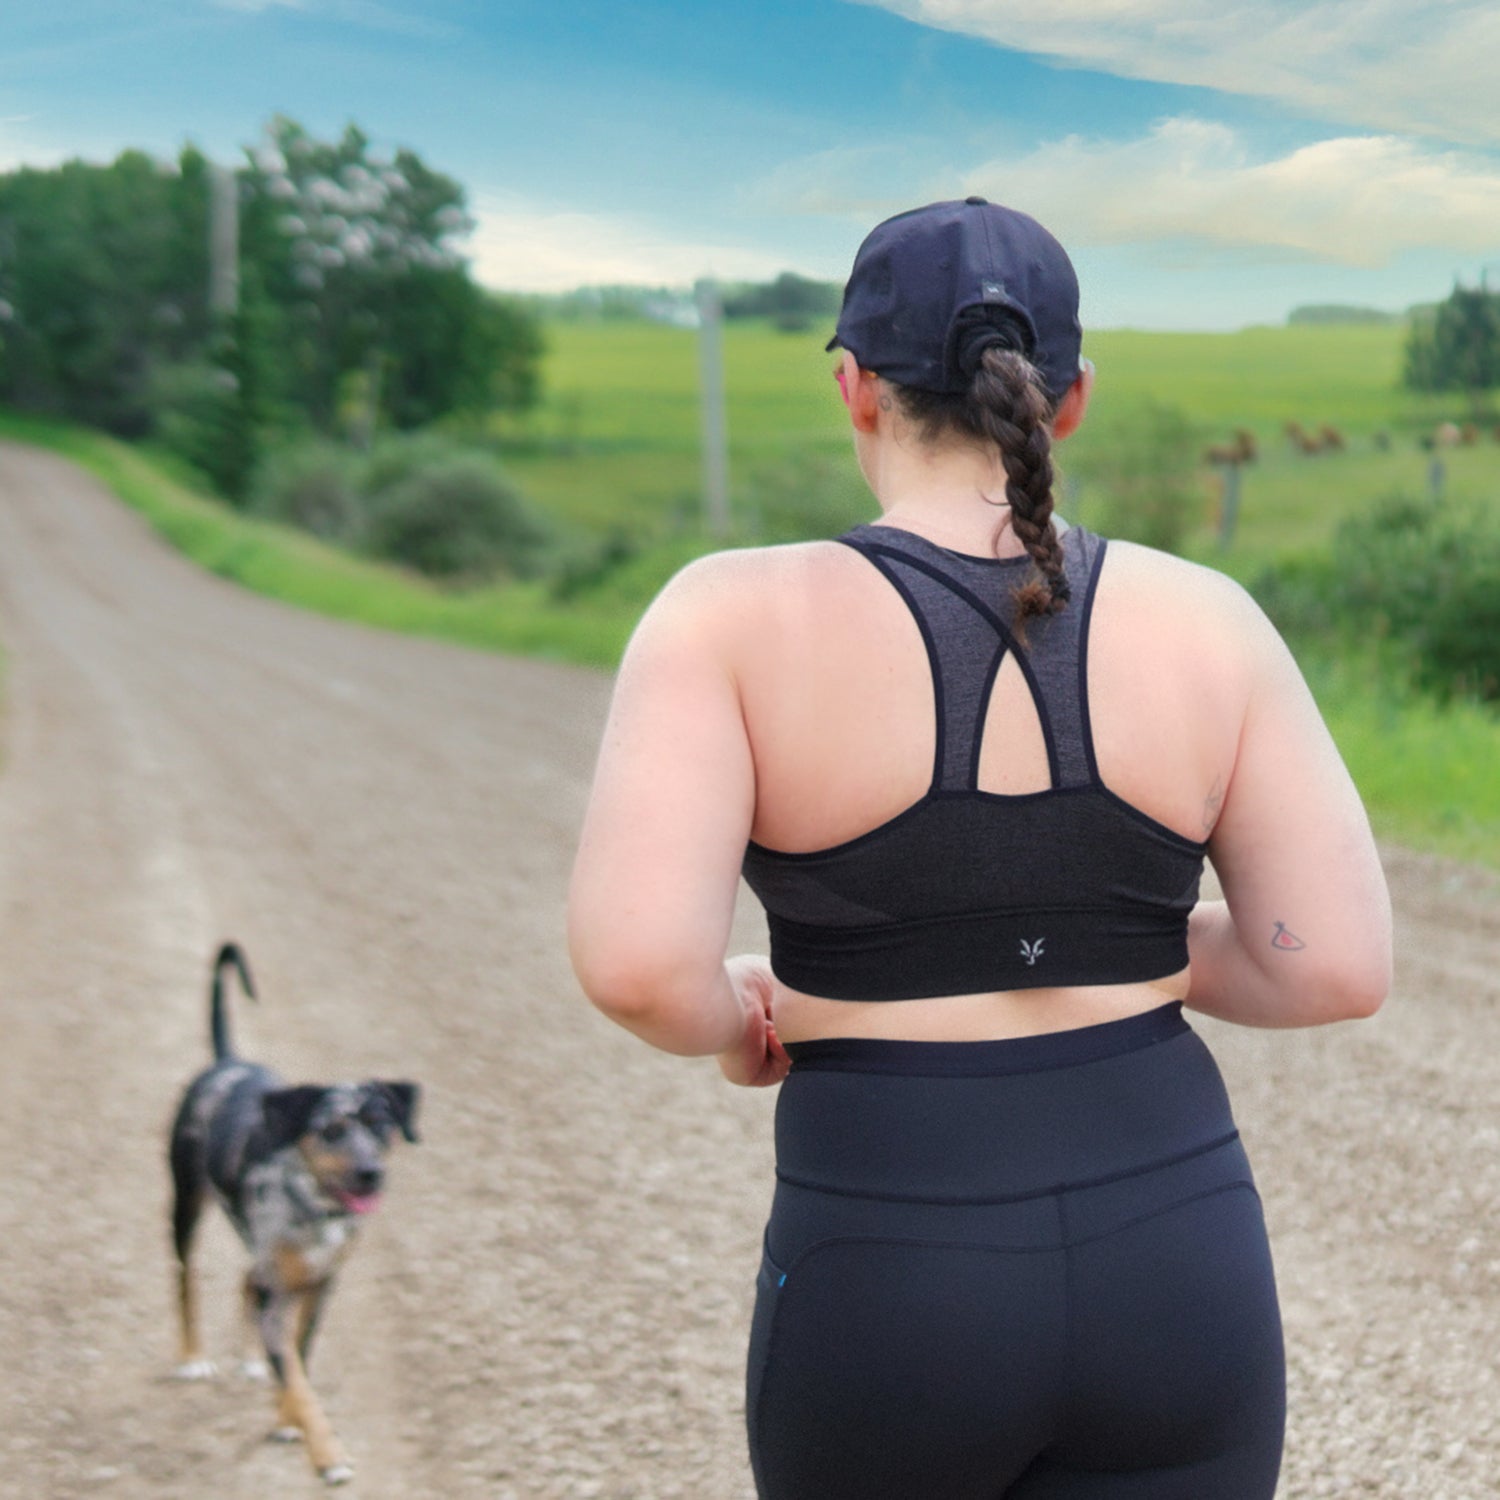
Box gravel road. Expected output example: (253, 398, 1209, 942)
(0, 441, 1495, 1498)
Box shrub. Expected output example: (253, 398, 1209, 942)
(364, 451, 554, 580)
(1424, 558, 1500, 700)
(359, 430, 479, 499)
(549, 527, 642, 602)
(1066, 401, 1201, 554)
(737, 450, 872, 544)
(1259, 493, 1500, 704)
(247, 439, 366, 544)
(1334, 494, 1500, 702)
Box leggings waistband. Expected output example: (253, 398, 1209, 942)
(782, 1002, 1189, 1078)
(773, 1007, 1237, 1203)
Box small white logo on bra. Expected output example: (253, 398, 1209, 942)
(1020, 938, 1045, 966)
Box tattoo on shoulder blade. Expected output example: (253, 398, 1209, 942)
(1271, 921, 1306, 952)
(1201, 776, 1224, 837)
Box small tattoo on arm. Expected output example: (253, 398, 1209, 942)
(1201, 776, 1224, 837)
(1271, 922, 1306, 952)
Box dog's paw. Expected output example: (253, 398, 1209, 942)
(172, 1358, 218, 1381)
(321, 1463, 355, 1486)
(268, 1424, 304, 1444)
(238, 1358, 271, 1383)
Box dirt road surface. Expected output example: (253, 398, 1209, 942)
(0, 442, 1495, 1498)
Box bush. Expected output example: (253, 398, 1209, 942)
(1335, 494, 1500, 702)
(548, 527, 642, 602)
(1257, 493, 1500, 704)
(248, 439, 366, 543)
(244, 430, 557, 582)
(1066, 401, 1201, 554)
(737, 450, 872, 544)
(359, 430, 477, 499)
(364, 451, 554, 580)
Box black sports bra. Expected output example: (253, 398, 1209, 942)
(740, 524, 1206, 1000)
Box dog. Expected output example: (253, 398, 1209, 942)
(168, 942, 419, 1485)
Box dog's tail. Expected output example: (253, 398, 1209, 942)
(210, 942, 256, 1062)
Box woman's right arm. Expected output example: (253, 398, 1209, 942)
(1185, 586, 1392, 1027)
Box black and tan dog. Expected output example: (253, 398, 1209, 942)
(168, 942, 419, 1485)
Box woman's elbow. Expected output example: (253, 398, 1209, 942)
(1341, 951, 1393, 1019)
(569, 935, 705, 1039)
(571, 943, 659, 1024)
(1306, 943, 1393, 1023)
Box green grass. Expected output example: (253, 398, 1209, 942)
(1080, 324, 1437, 432)
(3, 316, 1498, 867)
(496, 321, 847, 535)
(0, 411, 643, 667)
(1071, 325, 1495, 569)
(1309, 653, 1500, 866)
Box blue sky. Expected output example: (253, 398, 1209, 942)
(1, 0, 1497, 329)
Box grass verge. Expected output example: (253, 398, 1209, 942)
(0, 411, 657, 669)
(1302, 649, 1500, 867)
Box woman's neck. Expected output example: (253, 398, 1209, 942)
(867, 446, 1025, 557)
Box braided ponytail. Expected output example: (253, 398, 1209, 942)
(966, 345, 1070, 624)
(894, 311, 1070, 626)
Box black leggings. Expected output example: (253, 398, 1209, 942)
(747, 1005, 1285, 1499)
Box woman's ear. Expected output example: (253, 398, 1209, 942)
(844, 352, 882, 435)
(1051, 358, 1094, 442)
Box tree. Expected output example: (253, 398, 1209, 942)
(1403, 282, 1500, 414)
(0, 148, 211, 432)
(238, 116, 508, 440)
(0, 119, 545, 483)
(722, 271, 840, 331)
(379, 270, 543, 429)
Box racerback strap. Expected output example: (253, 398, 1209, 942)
(836, 524, 1106, 793)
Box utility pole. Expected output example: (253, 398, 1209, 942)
(209, 162, 239, 319)
(1217, 463, 1242, 550)
(695, 278, 730, 538)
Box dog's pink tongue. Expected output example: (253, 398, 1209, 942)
(338, 1191, 381, 1215)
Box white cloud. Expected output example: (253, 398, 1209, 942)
(855, 0, 1500, 146)
(467, 200, 793, 291)
(960, 119, 1500, 266)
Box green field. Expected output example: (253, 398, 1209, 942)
(2, 317, 1498, 866)
(495, 321, 850, 537)
(501, 319, 1495, 570)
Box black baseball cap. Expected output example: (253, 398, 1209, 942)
(827, 197, 1083, 402)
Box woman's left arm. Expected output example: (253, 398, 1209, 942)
(569, 555, 786, 1082)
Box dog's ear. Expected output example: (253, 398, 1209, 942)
(260, 1086, 329, 1150)
(376, 1080, 421, 1144)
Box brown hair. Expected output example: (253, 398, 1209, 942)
(894, 342, 1069, 626)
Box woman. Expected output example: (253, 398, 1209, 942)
(569, 198, 1391, 1499)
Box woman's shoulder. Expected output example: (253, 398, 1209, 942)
(1089, 535, 1289, 687)
(1094, 535, 1268, 627)
(648, 539, 866, 614)
(627, 540, 861, 656)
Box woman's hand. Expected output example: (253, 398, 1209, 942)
(717, 954, 791, 1088)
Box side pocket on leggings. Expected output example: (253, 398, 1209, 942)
(757, 1239, 789, 1295)
(745, 1238, 790, 1473)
